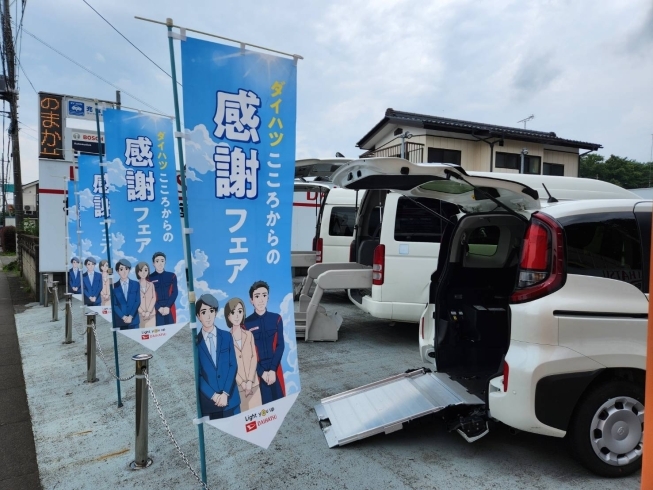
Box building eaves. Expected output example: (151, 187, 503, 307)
(357, 108, 602, 151)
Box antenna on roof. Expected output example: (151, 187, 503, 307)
(517, 114, 535, 129)
(541, 183, 558, 203)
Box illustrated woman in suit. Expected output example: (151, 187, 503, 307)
(135, 262, 156, 328)
(99, 259, 111, 307)
(224, 297, 262, 413)
(195, 294, 240, 419)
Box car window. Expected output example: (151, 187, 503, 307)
(394, 197, 458, 243)
(328, 207, 356, 237)
(560, 213, 643, 290)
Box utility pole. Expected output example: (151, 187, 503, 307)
(2, 0, 22, 230)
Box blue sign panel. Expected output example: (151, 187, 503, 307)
(68, 100, 85, 117)
(181, 37, 299, 448)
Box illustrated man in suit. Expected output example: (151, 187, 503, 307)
(68, 257, 81, 294)
(82, 257, 102, 306)
(113, 258, 140, 329)
(195, 294, 240, 419)
(245, 281, 285, 404)
(149, 251, 178, 326)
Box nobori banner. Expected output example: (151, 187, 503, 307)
(67, 156, 112, 307)
(79, 109, 188, 350)
(181, 37, 299, 449)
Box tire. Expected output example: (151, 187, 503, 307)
(567, 379, 644, 477)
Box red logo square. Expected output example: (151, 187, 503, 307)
(245, 421, 257, 432)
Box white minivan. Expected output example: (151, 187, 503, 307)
(348, 170, 639, 324)
(318, 158, 648, 477)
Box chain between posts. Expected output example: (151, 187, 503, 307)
(89, 321, 137, 382)
(143, 370, 210, 490)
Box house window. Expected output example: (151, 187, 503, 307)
(495, 152, 541, 174)
(427, 147, 461, 166)
(543, 162, 565, 176)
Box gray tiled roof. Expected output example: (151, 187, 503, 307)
(357, 108, 602, 151)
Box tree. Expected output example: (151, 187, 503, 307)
(579, 154, 653, 189)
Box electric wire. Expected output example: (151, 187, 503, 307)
(17, 23, 166, 114)
(17, 58, 35, 93)
(81, 0, 180, 86)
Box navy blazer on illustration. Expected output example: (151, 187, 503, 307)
(196, 328, 241, 419)
(82, 272, 102, 306)
(113, 279, 141, 329)
(68, 268, 81, 294)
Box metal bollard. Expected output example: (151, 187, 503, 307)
(85, 313, 98, 383)
(130, 354, 154, 469)
(51, 281, 60, 322)
(63, 293, 74, 344)
(43, 275, 50, 307)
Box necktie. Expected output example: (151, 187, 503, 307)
(207, 332, 216, 364)
(122, 281, 128, 298)
(89, 273, 94, 284)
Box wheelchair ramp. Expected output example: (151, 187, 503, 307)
(314, 369, 484, 447)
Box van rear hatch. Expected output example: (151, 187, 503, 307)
(332, 158, 540, 213)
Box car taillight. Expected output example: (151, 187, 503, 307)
(372, 244, 385, 285)
(316, 238, 323, 263)
(503, 361, 509, 392)
(510, 213, 566, 304)
(349, 240, 356, 262)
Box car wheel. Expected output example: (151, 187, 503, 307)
(567, 380, 644, 477)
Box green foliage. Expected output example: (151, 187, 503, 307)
(20, 218, 38, 236)
(579, 154, 653, 189)
(2, 259, 18, 272)
(0, 225, 16, 252)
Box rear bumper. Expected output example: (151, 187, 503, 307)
(347, 291, 424, 323)
(488, 340, 604, 438)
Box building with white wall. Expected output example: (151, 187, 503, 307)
(357, 109, 602, 177)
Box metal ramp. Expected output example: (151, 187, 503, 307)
(295, 262, 372, 342)
(314, 368, 484, 447)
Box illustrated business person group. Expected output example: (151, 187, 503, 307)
(82, 257, 102, 306)
(113, 258, 141, 329)
(196, 294, 241, 419)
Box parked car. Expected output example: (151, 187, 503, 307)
(347, 169, 639, 324)
(319, 158, 647, 477)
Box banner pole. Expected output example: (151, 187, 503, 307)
(95, 102, 123, 408)
(166, 18, 207, 484)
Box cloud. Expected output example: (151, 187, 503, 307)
(105, 158, 127, 190)
(173, 258, 190, 324)
(184, 124, 217, 176)
(109, 232, 139, 278)
(67, 204, 78, 222)
(511, 51, 562, 100)
(191, 248, 228, 301)
(280, 292, 300, 395)
(78, 188, 94, 211)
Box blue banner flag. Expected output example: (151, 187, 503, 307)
(83, 109, 188, 350)
(69, 156, 113, 309)
(181, 37, 299, 448)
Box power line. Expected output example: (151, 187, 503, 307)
(17, 58, 34, 93)
(18, 23, 167, 115)
(81, 0, 180, 86)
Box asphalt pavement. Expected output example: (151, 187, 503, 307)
(0, 254, 41, 490)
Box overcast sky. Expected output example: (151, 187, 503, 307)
(12, 0, 653, 184)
